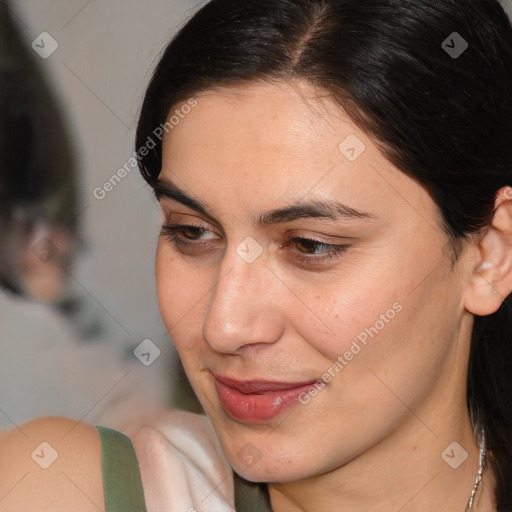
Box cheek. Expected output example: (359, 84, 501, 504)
(281, 288, 396, 367)
(312, 264, 461, 427)
(155, 243, 214, 353)
(281, 254, 407, 363)
(286, 240, 454, 410)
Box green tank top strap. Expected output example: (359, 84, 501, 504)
(95, 425, 147, 512)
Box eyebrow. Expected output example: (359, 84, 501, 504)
(153, 178, 379, 225)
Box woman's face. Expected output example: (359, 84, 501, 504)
(155, 80, 474, 482)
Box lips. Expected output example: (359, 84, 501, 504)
(212, 371, 320, 423)
(213, 373, 318, 393)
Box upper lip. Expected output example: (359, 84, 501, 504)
(212, 372, 318, 394)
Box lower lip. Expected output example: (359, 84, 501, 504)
(214, 379, 314, 423)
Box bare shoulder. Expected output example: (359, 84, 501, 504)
(0, 416, 105, 512)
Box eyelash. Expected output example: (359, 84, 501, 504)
(160, 224, 349, 265)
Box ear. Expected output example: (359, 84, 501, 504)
(464, 187, 512, 316)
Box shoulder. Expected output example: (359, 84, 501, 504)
(0, 416, 105, 512)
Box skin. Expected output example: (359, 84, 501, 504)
(153, 79, 512, 512)
(0, 417, 105, 511)
(0, 79, 510, 511)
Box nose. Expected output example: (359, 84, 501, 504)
(202, 243, 284, 354)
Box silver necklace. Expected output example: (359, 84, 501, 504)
(465, 429, 486, 512)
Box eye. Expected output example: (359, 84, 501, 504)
(281, 236, 348, 264)
(160, 224, 349, 265)
(160, 223, 219, 250)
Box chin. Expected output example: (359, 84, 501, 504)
(231, 455, 323, 484)
(215, 433, 317, 483)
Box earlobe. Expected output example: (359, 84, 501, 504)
(464, 186, 512, 316)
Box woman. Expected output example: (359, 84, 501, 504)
(1, 0, 512, 510)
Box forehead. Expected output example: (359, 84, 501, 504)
(159, 80, 439, 232)
(164, 80, 351, 165)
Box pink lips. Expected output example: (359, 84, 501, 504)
(212, 372, 318, 423)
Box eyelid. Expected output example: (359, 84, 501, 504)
(159, 202, 221, 230)
(162, 209, 222, 231)
(162, 209, 354, 243)
(159, 223, 350, 266)
(163, 220, 350, 244)
(285, 229, 354, 244)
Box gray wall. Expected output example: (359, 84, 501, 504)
(502, 0, 512, 19)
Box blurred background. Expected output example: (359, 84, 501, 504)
(1, 0, 511, 434)
(0, 0, 205, 434)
